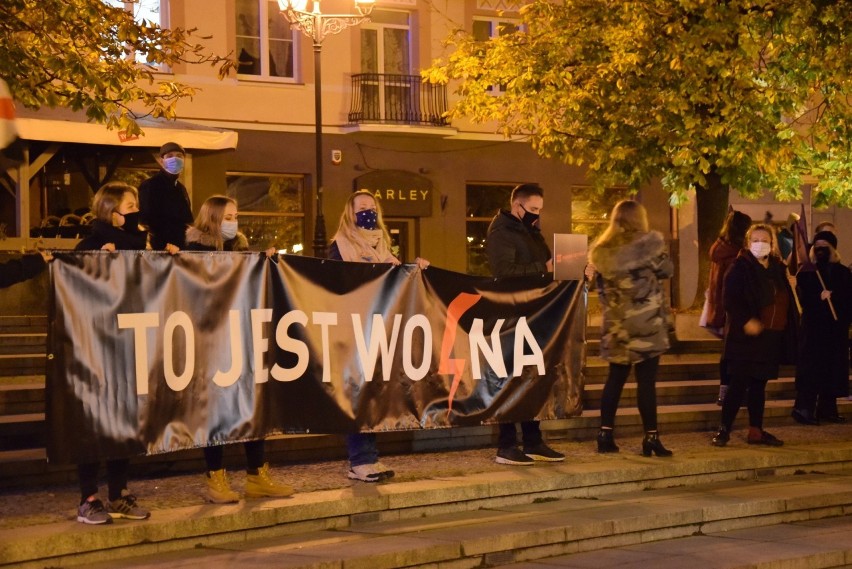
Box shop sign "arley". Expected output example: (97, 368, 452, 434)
(354, 169, 433, 217)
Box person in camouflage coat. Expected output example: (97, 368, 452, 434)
(588, 200, 674, 457)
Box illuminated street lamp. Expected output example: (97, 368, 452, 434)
(277, 0, 375, 258)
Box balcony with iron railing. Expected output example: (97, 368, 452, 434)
(348, 73, 450, 127)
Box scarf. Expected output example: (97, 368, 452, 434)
(333, 228, 394, 263)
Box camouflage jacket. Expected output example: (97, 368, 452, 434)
(589, 231, 674, 364)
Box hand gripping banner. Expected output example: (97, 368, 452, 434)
(46, 252, 586, 463)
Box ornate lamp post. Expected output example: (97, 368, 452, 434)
(277, 0, 374, 258)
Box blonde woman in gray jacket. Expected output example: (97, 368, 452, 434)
(589, 200, 674, 457)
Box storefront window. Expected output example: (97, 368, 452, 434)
(226, 173, 305, 253)
(465, 183, 514, 276)
(570, 185, 632, 244)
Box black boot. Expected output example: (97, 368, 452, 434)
(597, 429, 619, 453)
(642, 431, 673, 457)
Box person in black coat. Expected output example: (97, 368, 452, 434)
(0, 251, 51, 289)
(138, 142, 193, 252)
(712, 223, 793, 448)
(73, 182, 149, 525)
(184, 195, 294, 502)
(484, 183, 564, 466)
(792, 230, 852, 424)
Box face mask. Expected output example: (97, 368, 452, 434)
(116, 210, 141, 230)
(221, 220, 238, 240)
(749, 242, 771, 259)
(162, 156, 184, 175)
(519, 204, 540, 230)
(813, 246, 830, 264)
(355, 209, 379, 230)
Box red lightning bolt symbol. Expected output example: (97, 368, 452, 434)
(439, 292, 482, 416)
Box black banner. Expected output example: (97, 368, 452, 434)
(46, 252, 586, 463)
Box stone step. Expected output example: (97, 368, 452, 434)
(1, 441, 850, 569)
(0, 382, 44, 414)
(2, 399, 849, 490)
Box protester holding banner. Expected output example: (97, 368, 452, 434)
(73, 182, 150, 524)
(589, 199, 674, 457)
(0, 251, 51, 288)
(138, 142, 193, 252)
(327, 190, 428, 482)
(184, 195, 295, 502)
(791, 231, 852, 425)
(702, 210, 752, 406)
(485, 183, 565, 466)
(712, 223, 793, 448)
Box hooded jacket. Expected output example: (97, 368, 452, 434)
(706, 237, 741, 330)
(589, 230, 674, 364)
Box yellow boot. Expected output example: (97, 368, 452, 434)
(245, 463, 295, 499)
(205, 469, 239, 503)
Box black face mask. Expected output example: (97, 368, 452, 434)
(519, 204, 540, 230)
(813, 246, 831, 264)
(118, 211, 141, 231)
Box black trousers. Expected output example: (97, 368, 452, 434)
(203, 440, 265, 472)
(720, 371, 769, 431)
(497, 421, 542, 450)
(78, 459, 129, 503)
(600, 356, 661, 431)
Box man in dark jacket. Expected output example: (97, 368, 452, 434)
(485, 183, 565, 465)
(138, 142, 193, 251)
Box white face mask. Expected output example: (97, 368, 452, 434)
(221, 220, 238, 240)
(749, 241, 772, 259)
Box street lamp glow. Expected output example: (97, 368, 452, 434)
(277, 0, 373, 258)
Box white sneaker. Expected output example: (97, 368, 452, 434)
(348, 463, 383, 483)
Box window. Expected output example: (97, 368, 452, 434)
(235, 0, 296, 80)
(571, 186, 632, 244)
(103, 0, 168, 64)
(359, 10, 413, 121)
(465, 183, 514, 276)
(472, 17, 520, 94)
(226, 173, 306, 253)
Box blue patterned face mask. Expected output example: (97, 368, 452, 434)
(355, 209, 379, 230)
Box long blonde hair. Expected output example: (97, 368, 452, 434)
(192, 195, 236, 251)
(593, 199, 649, 248)
(333, 190, 392, 251)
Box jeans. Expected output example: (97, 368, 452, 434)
(346, 433, 379, 467)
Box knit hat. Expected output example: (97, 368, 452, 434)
(159, 142, 185, 156)
(813, 230, 837, 249)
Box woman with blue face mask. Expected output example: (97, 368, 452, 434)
(712, 223, 794, 448)
(328, 190, 429, 483)
(184, 195, 294, 503)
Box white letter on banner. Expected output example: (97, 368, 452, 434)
(117, 312, 159, 396)
(402, 314, 432, 381)
(164, 311, 196, 391)
(312, 312, 338, 383)
(352, 314, 402, 381)
(251, 308, 272, 384)
(469, 318, 507, 380)
(272, 310, 309, 382)
(512, 317, 545, 376)
(212, 310, 243, 388)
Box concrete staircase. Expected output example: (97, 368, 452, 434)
(1, 441, 851, 568)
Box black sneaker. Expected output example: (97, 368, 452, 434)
(107, 490, 150, 520)
(524, 443, 565, 462)
(77, 497, 112, 525)
(711, 429, 730, 447)
(495, 447, 534, 466)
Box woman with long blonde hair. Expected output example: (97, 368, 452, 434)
(588, 199, 674, 456)
(328, 190, 428, 482)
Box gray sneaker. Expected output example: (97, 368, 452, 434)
(77, 497, 113, 525)
(107, 490, 150, 520)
